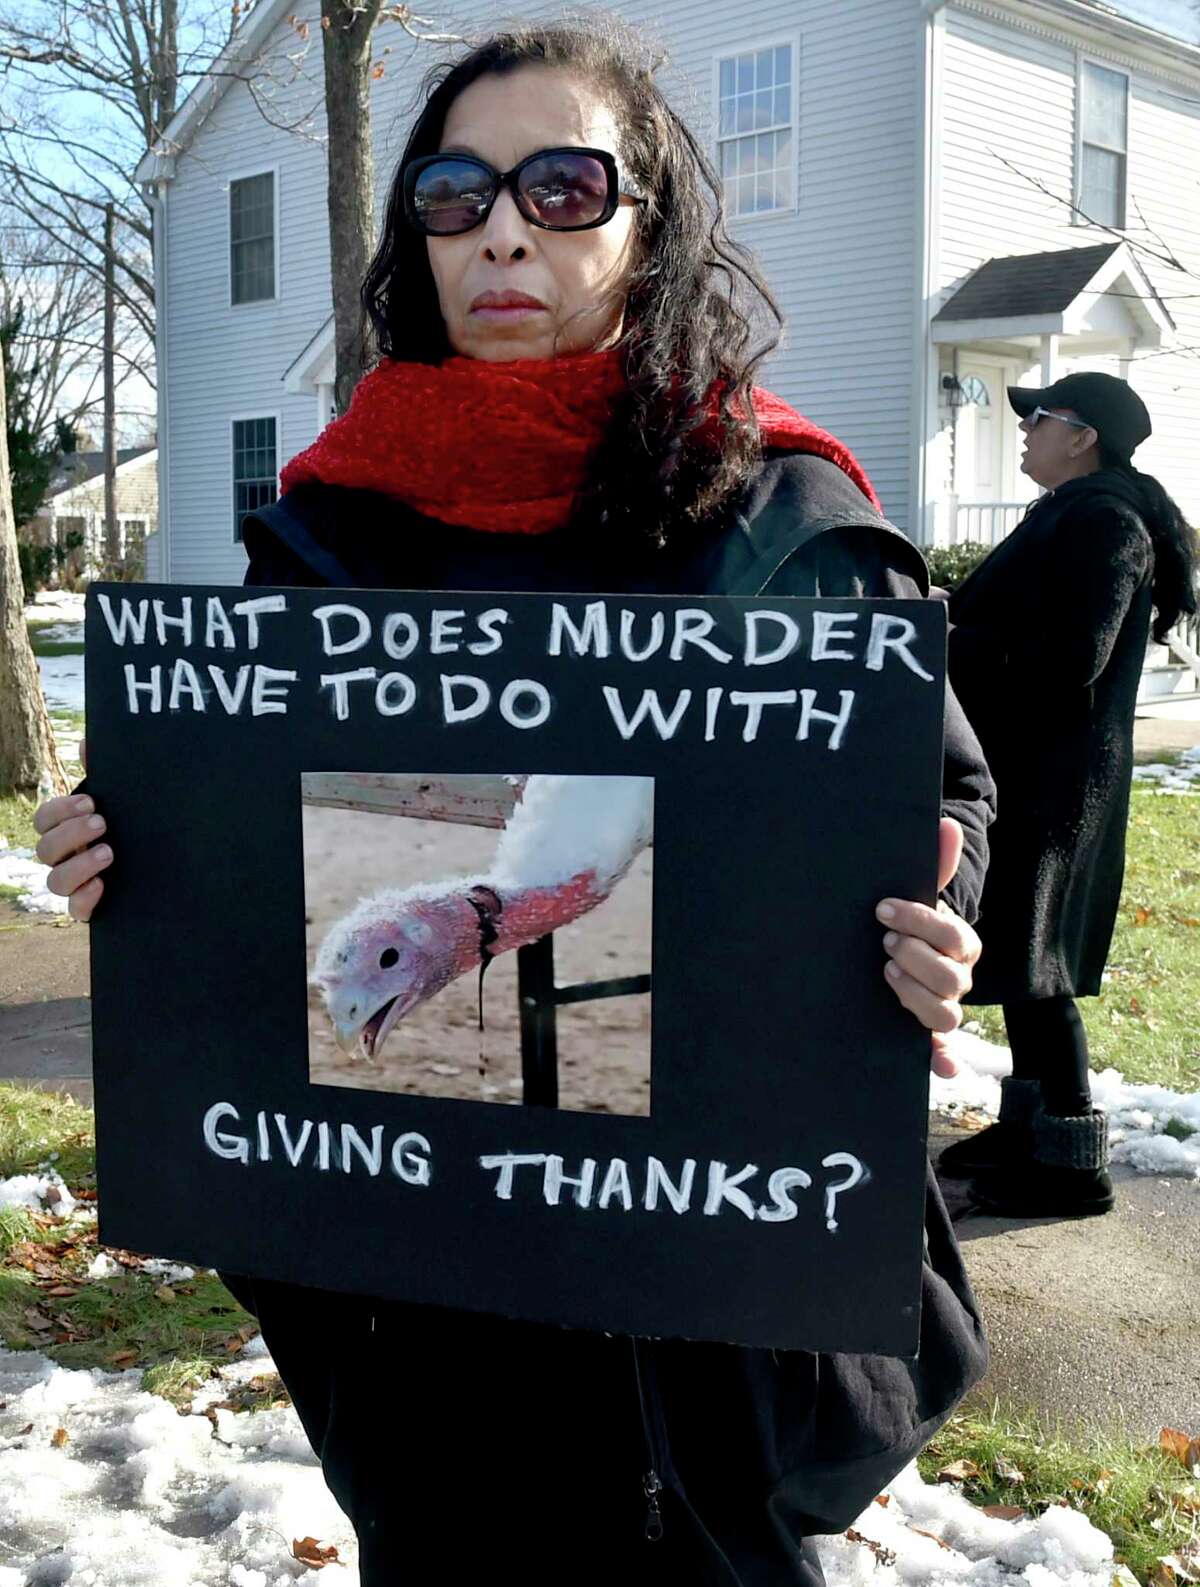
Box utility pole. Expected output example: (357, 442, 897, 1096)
(103, 201, 118, 571)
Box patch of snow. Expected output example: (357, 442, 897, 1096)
(1131, 751, 1200, 794)
(938, 1034, 1200, 1180)
(25, 593, 86, 623)
(87, 1253, 125, 1279)
(0, 1346, 358, 1587)
(37, 651, 86, 716)
(0, 1174, 76, 1217)
(0, 1343, 1128, 1587)
(823, 1460, 1116, 1585)
(0, 843, 69, 916)
(140, 1260, 197, 1283)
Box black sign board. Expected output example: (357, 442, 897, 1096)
(86, 585, 946, 1355)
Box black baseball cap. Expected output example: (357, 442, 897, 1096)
(1006, 372, 1152, 461)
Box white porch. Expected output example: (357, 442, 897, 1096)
(926, 241, 1174, 547)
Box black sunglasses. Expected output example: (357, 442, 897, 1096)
(402, 146, 645, 237)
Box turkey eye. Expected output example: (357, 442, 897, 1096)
(379, 947, 400, 969)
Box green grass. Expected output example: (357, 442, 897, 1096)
(0, 791, 39, 849)
(971, 784, 1200, 1091)
(0, 1083, 259, 1399)
(921, 1406, 1200, 1584)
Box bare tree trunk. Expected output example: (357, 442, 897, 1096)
(0, 360, 67, 799)
(103, 202, 119, 571)
(321, 0, 384, 415)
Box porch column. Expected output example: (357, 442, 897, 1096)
(1118, 338, 1135, 383)
(316, 383, 335, 434)
(1039, 333, 1059, 387)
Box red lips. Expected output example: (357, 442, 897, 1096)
(469, 289, 548, 312)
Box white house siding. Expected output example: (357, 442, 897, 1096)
(937, 2, 1200, 523)
(617, 0, 925, 529)
(160, 0, 929, 577)
(159, 16, 418, 587)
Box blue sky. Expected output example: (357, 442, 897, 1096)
(1094, 0, 1200, 44)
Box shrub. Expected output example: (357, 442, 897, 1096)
(17, 530, 85, 600)
(924, 540, 993, 593)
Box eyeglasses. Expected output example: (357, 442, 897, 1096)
(1024, 407, 1091, 431)
(402, 146, 645, 237)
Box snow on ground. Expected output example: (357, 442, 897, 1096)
(24, 593, 86, 625)
(1131, 745, 1200, 793)
(0, 1342, 359, 1587)
(0, 844, 68, 917)
(939, 1028, 1200, 1179)
(0, 1324, 1128, 1587)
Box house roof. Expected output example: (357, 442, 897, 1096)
(933, 244, 1121, 323)
(133, 0, 297, 183)
(47, 448, 157, 500)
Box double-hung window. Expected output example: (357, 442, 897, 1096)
(232, 417, 278, 543)
(230, 171, 277, 305)
(716, 43, 795, 218)
(1077, 62, 1128, 228)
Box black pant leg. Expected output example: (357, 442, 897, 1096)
(1002, 996, 1092, 1116)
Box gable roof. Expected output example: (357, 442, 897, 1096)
(933, 244, 1121, 322)
(134, 0, 297, 183)
(47, 448, 157, 501)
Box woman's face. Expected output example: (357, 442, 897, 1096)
(425, 66, 639, 362)
(1019, 407, 1099, 489)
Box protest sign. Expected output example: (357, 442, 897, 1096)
(86, 585, 946, 1353)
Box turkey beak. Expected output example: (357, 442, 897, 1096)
(333, 1019, 363, 1056)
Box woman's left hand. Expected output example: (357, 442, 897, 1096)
(877, 818, 980, 1079)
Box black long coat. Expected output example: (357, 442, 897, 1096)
(226, 452, 994, 1585)
(948, 468, 1153, 1003)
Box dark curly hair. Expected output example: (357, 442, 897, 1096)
(361, 17, 783, 546)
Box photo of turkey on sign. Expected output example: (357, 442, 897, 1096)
(85, 585, 946, 1356)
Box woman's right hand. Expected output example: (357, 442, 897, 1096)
(33, 743, 112, 922)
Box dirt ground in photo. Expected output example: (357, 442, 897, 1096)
(302, 804, 653, 1115)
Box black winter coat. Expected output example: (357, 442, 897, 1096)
(948, 469, 1153, 1003)
(225, 452, 993, 1586)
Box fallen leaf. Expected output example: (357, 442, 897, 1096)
(873, 1493, 891, 1508)
(22, 1310, 52, 1333)
(43, 1285, 79, 1298)
(50, 1427, 69, 1449)
(109, 1350, 138, 1367)
(154, 1285, 176, 1304)
(1160, 1428, 1200, 1473)
(981, 1504, 1027, 1520)
(994, 1456, 1025, 1484)
(1147, 1564, 1177, 1587)
(844, 1528, 896, 1567)
(937, 1459, 981, 1483)
(292, 1537, 340, 1569)
(17, 1422, 33, 1435)
(1134, 905, 1153, 926)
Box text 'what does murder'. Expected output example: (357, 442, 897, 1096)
(86, 585, 947, 1355)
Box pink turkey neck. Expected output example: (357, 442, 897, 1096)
(451, 871, 607, 969)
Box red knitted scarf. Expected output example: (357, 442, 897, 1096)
(280, 348, 881, 532)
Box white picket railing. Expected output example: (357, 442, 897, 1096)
(946, 499, 1028, 546)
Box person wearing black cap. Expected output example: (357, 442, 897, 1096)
(939, 371, 1197, 1218)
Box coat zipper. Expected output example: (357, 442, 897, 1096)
(630, 1337, 665, 1542)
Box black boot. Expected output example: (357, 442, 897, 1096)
(970, 1108, 1114, 1218)
(937, 1077, 1040, 1177)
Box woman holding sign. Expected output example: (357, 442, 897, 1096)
(35, 22, 994, 1585)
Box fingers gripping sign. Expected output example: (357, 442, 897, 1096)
(876, 818, 982, 1077)
(31, 739, 111, 923)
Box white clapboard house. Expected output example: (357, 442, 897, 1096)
(137, 0, 1200, 594)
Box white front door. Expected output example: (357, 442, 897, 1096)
(956, 361, 1006, 502)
